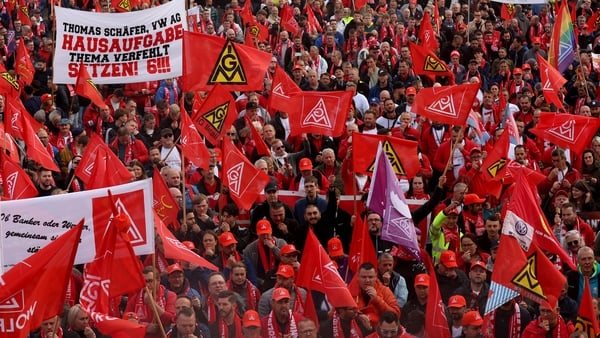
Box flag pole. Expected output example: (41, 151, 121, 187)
(145, 286, 168, 338)
(161, 133, 182, 162)
(441, 125, 465, 178)
(65, 167, 76, 191)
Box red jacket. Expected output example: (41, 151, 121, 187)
(109, 137, 149, 164)
(433, 139, 478, 188)
(348, 277, 401, 328)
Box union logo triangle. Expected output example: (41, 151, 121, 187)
(366, 140, 405, 175)
(486, 158, 507, 178)
(302, 98, 332, 128)
(108, 198, 145, 246)
(424, 55, 447, 72)
(5, 172, 17, 197)
(227, 162, 244, 196)
(272, 83, 288, 98)
(202, 102, 229, 132)
(426, 94, 457, 117)
(547, 120, 575, 142)
(0, 290, 24, 313)
(117, 0, 130, 10)
(209, 41, 247, 85)
(511, 254, 544, 299)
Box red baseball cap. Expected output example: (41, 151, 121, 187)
(406, 87, 417, 95)
(276, 264, 295, 278)
(299, 158, 313, 171)
(327, 237, 344, 257)
(167, 263, 183, 275)
(471, 260, 487, 271)
(280, 244, 301, 256)
(440, 250, 458, 268)
(464, 194, 485, 205)
(448, 295, 467, 308)
(462, 311, 483, 326)
(256, 220, 272, 235)
(243, 310, 261, 328)
(272, 287, 291, 301)
(218, 232, 238, 247)
(414, 273, 430, 287)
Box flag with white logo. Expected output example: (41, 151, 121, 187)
(289, 91, 353, 138)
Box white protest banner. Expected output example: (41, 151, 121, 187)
(53, 0, 187, 84)
(0, 180, 154, 270)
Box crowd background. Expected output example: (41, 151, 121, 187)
(3, 0, 600, 336)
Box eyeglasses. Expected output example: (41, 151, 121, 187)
(162, 134, 173, 138)
(567, 240, 579, 247)
(274, 145, 284, 150)
(226, 132, 236, 136)
(73, 161, 80, 164)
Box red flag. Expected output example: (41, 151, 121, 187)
(348, 216, 377, 274)
(504, 174, 577, 271)
(80, 196, 146, 337)
(181, 32, 272, 92)
(0, 123, 20, 162)
(280, 5, 300, 37)
(500, 4, 516, 21)
(414, 82, 480, 126)
(4, 96, 59, 172)
(15, 38, 34, 85)
(353, 0, 366, 10)
(268, 64, 302, 113)
(351, 132, 420, 178)
(491, 236, 566, 306)
(245, 22, 269, 47)
(304, 5, 322, 34)
(75, 134, 132, 189)
(505, 161, 546, 185)
(422, 251, 452, 338)
(179, 109, 211, 170)
(408, 41, 454, 82)
(418, 11, 439, 51)
(17, 0, 31, 26)
(191, 83, 237, 146)
(529, 112, 600, 155)
(296, 229, 356, 308)
(152, 166, 180, 229)
(1, 150, 37, 199)
(481, 129, 510, 182)
(303, 291, 320, 330)
(249, 122, 271, 157)
(240, 0, 254, 26)
(537, 53, 566, 111)
(222, 140, 271, 210)
(576, 277, 600, 336)
(111, 0, 130, 12)
(0, 221, 83, 338)
(75, 63, 106, 108)
(586, 11, 600, 34)
(288, 91, 353, 138)
(155, 212, 219, 271)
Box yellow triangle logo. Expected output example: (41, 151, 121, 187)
(424, 55, 447, 72)
(511, 254, 544, 299)
(118, 0, 131, 11)
(1, 72, 20, 91)
(575, 316, 595, 337)
(249, 25, 260, 37)
(202, 102, 229, 132)
(208, 41, 247, 85)
(367, 140, 405, 175)
(486, 158, 507, 177)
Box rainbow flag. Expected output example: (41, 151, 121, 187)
(548, 2, 576, 73)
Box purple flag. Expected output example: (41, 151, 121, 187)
(367, 143, 421, 261)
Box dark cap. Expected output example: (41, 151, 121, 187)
(161, 128, 174, 137)
(378, 69, 388, 76)
(265, 180, 278, 192)
(590, 100, 600, 108)
(469, 59, 478, 64)
(246, 101, 259, 110)
(72, 127, 84, 137)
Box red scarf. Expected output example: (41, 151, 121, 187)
(229, 280, 260, 310)
(218, 314, 243, 338)
(442, 225, 460, 252)
(483, 301, 521, 338)
(258, 241, 276, 273)
(134, 286, 166, 323)
(206, 296, 217, 324)
(291, 285, 305, 314)
(265, 310, 298, 338)
(221, 251, 242, 270)
(332, 312, 362, 338)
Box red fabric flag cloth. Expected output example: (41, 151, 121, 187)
(280, 5, 300, 36)
(152, 166, 180, 229)
(268, 64, 301, 113)
(181, 32, 272, 92)
(480, 129, 510, 182)
(240, 0, 254, 26)
(576, 277, 600, 337)
(529, 112, 600, 155)
(503, 174, 577, 271)
(15, 38, 34, 85)
(418, 11, 439, 51)
(586, 11, 600, 34)
(422, 251, 452, 338)
(4, 96, 59, 171)
(0, 68, 22, 98)
(500, 4, 516, 21)
(111, 0, 130, 12)
(1, 150, 38, 199)
(17, 0, 31, 26)
(491, 235, 566, 305)
(222, 139, 271, 210)
(75, 63, 106, 108)
(537, 53, 567, 111)
(249, 122, 271, 157)
(0, 123, 20, 162)
(414, 82, 480, 126)
(244, 22, 269, 47)
(288, 90, 353, 138)
(155, 212, 219, 271)
(0, 221, 83, 338)
(75, 134, 132, 189)
(348, 216, 377, 274)
(179, 109, 211, 170)
(191, 83, 237, 146)
(408, 41, 454, 82)
(296, 229, 356, 308)
(304, 5, 322, 34)
(351, 132, 420, 178)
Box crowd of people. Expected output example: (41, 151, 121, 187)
(8, 0, 600, 336)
